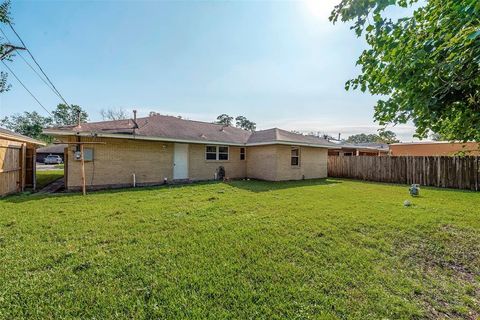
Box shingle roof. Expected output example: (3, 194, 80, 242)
(329, 141, 390, 151)
(354, 142, 390, 150)
(0, 127, 46, 145)
(44, 115, 335, 148)
(247, 128, 335, 147)
(37, 144, 68, 154)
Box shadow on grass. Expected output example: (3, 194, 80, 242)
(0, 180, 223, 204)
(329, 178, 479, 194)
(228, 178, 341, 193)
(1, 179, 342, 203)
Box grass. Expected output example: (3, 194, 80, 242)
(35, 169, 64, 190)
(1, 179, 479, 319)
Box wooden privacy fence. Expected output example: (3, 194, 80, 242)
(328, 156, 480, 191)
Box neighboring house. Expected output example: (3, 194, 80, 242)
(36, 144, 67, 163)
(390, 141, 480, 156)
(43, 114, 336, 191)
(328, 142, 389, 156)
(0, 127, 45, 196)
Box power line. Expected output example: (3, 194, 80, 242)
(1, 60, 52, 116)
(0, 27, 58, 95)
(8, 22, 71, 107)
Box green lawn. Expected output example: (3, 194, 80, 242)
(1, 179, 479, 319)
(35, 169, 64, 190)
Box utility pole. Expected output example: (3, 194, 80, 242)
(0, 44, 26, 60)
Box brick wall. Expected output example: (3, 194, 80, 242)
(65, 136, 174, 189)
(246, 145, 328, 181)
(275, 145, 328, 181)
(246, 145, 278, 181)
(188, 144, 246, 180)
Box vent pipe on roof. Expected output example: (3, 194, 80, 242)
(76, 110, 82, 129)
(132, 110, 138, 135)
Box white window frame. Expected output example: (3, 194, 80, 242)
(205, 145, 217, 160)
(205, 145, 229, 161)
(291, 147, 300, 166)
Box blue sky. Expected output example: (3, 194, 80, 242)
(0, 0, 416, 140)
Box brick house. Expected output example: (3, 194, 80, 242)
(44, 114, 336, 191)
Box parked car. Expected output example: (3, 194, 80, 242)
(44, 155, 63, 164)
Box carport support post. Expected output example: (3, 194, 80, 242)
(80, 144, 86, 195)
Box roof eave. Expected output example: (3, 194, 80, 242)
(43, 130, 336, 148)
(43, 129, 246, 146)
(246, 141, 336, 149)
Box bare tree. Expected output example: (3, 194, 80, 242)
(100, 108, 128, 121)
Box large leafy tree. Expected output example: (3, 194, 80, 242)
(378, 130, 400, 144)
(0, 111, 52, 142)
(215, 114, 234, 126)
(1, 103, 87, 141)
(215, 114, 257, 131)
(331, 0, 480, 141)
(347, 130, 399, 144)
(52, 103, 88, 126)
(235, 116, 256, 132)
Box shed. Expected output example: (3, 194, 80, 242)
(0, 128, 45, 196)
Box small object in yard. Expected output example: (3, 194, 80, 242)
(403, 200, 412, 207)
(409, 184, 420, 197)
(217, 166, 226, 180)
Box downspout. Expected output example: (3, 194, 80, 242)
(132, 110, 138, 187)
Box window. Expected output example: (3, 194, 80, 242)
(218, 146, 229, 160)
(240, 147, 246, 160)
(291, 147, 300, 166)
(206, 146, 217, 160)
(205, 145, 229, 161)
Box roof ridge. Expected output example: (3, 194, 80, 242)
(147, 114, 251, 133)
(274, 128, 281, 140)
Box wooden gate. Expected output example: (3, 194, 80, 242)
(0, 143, 22, 195)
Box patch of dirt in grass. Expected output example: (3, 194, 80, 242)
(394, 224, 480, 319)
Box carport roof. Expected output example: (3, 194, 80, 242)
(0, 127, 46, 146)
